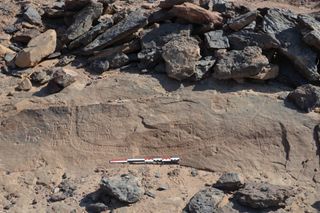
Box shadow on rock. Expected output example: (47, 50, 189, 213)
(80, 189, 128, 213)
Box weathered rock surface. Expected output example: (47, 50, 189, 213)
(228, 10, 258, 31)
(187, 187, 225, 213)
(138, 23, 191, 69)
(162, 36, 201, 81)
(15, 30, 57, 68)
(228, 30, 281, 50)
(83, 9, 148, 53)
(235, 182, 296, 209)
(64, 2, 103, 42)
(24, 5, 42, 26)
(214, 173, 244, 191)
(263, 9, 320, 82)
(287, 84, 320, 112)
(213, 46, 269, 79)
(170, 3, 223, 25)
(204, 30, 230, 49)
(16, 78, 32, 91)
(100, 174, 144, 203)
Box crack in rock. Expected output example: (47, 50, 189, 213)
(279, 122, 291, 162)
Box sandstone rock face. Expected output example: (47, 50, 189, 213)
(162, 36, 201, 81)
(188, 187, 225, 213)
(213, 46, 269, 79)
(64, 2, 103, 42)
(235, 182, 296, 209)
(15, 30, 57, 68)
(170, 3, 223, 25)
(0, 73, 319, 188)
(287, 84, 320, 112)
(0, 44, 15, 58)
(16, 78, 32, 91)
(100, 174, 144, 203)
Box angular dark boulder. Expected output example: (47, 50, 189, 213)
(162, 36, 201, 81)
(138, 23, 191, 69)
(228, 10, 258, 31)
(193, 56, 216, 81)
(24, 5, 43, 26)
(83, 9, 148, 53)
(287, 84, 320, 112)
(90, 59, 110, 74)
(235, 182, 296, 209)
(204, 30, 230, 49)
(214, 172, 244, 191)
(46, 68, 77, 94)
(263, 9, 320, 82)
(69, 19, 114, 49)
(65, 0, 91, 11)
(159, 0, 190, 9)
(187, 187, 225, 213)
(298, 15, 320, 52)
(213, 46, 269, 80)
(100, 174, 144, 204)
(303, 30, 320, 51)
(228, 30, 280, 50)
(64, 2, 103, 42)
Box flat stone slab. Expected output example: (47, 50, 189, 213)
(83, 9, 148, 53)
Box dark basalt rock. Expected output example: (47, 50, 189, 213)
(228, 30, 281, 50)
(83, 9, 148, 53)
(90, 59, 110, 74)
(69, 19, 114, 49)
(213, 172, 244, 191)
(162, 36, 201, 81)
(138, 23, 192, 69)
(64, 2, 103, 42)
(287, 84, 320, 112)
(100, 174, 144, 204)
(228, 10, 258, 31)
(187, 187, 225, 213)
(213, 46, 270, 80)
(24, 5, 43, 26)
(204, 30, 230, 49)
(235, 182, 296, 209)
(263, 9, 320, 82)
(193, 56, 216, 81)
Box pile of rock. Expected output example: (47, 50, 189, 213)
(0, 0, 319, 107)
(186, 172, 297, 213)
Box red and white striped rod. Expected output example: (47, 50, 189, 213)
(109, 157, 180, 164)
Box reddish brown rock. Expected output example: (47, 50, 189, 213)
(169, 3, 223, 25)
